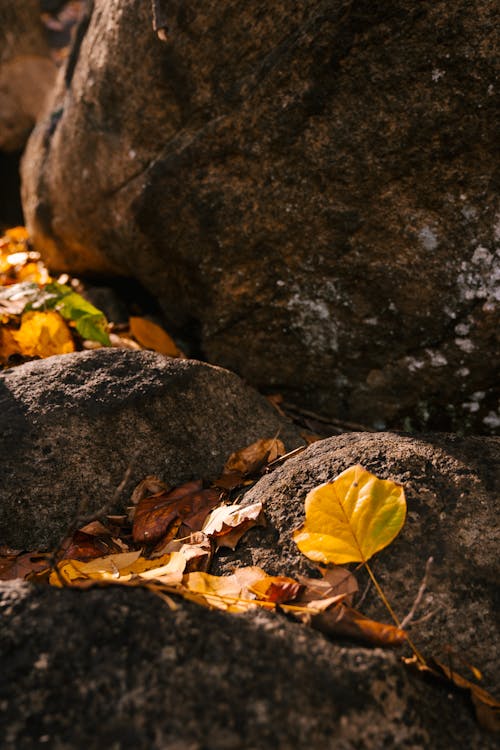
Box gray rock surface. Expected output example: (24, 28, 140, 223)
(0, 349, 302, 549)
(0, 579, 495, 750)
(0, 0, 57, 151)
(217, 431, 500, 692)
(21, 0, 499, 432)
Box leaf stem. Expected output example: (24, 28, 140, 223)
(364, 560, 425, 665)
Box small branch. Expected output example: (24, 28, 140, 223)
(49, 455, 138, 575)
(364, 560, 426, 666)
(400, 557, 433, 629)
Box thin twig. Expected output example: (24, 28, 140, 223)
(400, 557, 434, 629)
(49, 454, 139, 575)
(356, 577, 372, 609)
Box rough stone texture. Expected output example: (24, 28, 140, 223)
(0, 349, 302, 549)
(21, 0, 499, 432)
(0, 0, 57, 151)
(216, 432, 500, 693)
(0, 580, 496, 750)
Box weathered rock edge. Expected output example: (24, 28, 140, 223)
(0, 348, 302, 549)
(0, 579, 495, 750)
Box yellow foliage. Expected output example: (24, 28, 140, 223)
(0, 311, 75, 360)
(293, 465, 406, 564)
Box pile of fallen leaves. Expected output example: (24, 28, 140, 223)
(0, 227, 182, 366)
(1, 437, 498, 731)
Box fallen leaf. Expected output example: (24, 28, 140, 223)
(50, 550, 187, 586)
(183, 567, 267, 612)
(404, 655, 500, 732)
(129, 316, 181, 357)
(154, 532, 212, 572)
(293, 465, 406, 564)
(202, 502, 265, 549)
(132, 480, 221, 544)
(131, 476, 169, 506)
(249, 575, 302, 603)
(223, 437, 285, 476)
(296, 567, 359, 606)
(1, 310, 75, 360)
(305, 602, 407, 648)
(0, 548, 50, 580)
(60, 521, 128, 561)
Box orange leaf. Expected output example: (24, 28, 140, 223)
(129, 316, 181, 357)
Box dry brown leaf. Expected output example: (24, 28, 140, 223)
(0, 548, 50, 581)
(132, 480, 221, 544)
(131, 476, 169, 506)
(223, 437, 285, 476)
(129, 316, 181, 357)
(296, 567, 359, 607)
(303, 602, 407, 648)
(405, 655, 500, 732)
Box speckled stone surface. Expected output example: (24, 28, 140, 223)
(0, 580, 496, 750)
(0, 349, 302, 548)
(22, 0, 499, 431)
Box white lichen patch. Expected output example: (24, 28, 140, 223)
(457, 245, 500, 303)
(418, 226, 438, 251)
(425, 349, 448, 367)
(405, 357, 425, 373)
(455, 338, 475, 353)
(287, 290, 339, 353)
(483, 411, 500, 430)
(432, 68, 445, 82)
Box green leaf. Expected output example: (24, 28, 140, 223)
(32, 283, 111, 346)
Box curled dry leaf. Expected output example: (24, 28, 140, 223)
(202, 502, 265, 549)
(303, 602, 407, 648)
(131, 476, 170, 506)
(153, 532, 212, 572)
(296, 566, 359, 607)
(294, 464, 406, 565)
(132, 480, 221, 544)
(404, 655, 500, 732)
(222, 437, 285, 477)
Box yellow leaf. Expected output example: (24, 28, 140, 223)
(129, 316, 181, 357)
(5, 226, 29, 242)
(50, 550, 187, 586)
(1, 311, 75, 360)
(183, 567, 267, 611)
(293, 465, 406, 564)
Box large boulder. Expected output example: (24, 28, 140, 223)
(0, 580, 495, 749)
(21, 0, 499, 432)
(0, 0, 57, 152)
(217, 431, 499, 692)
(0, 349, 302, 549)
